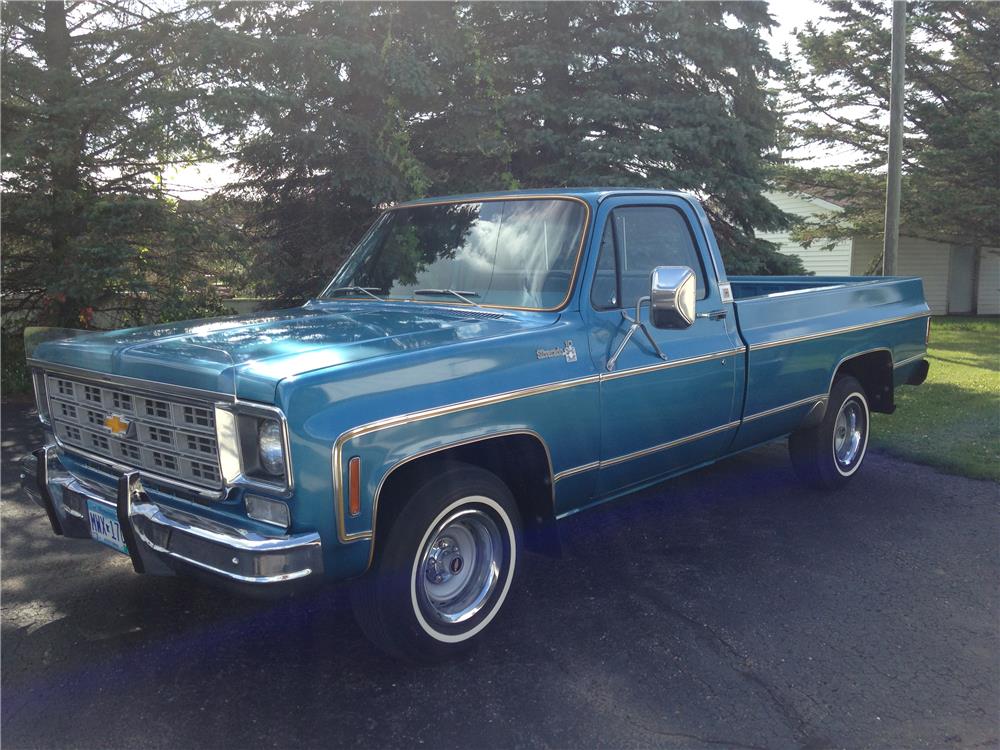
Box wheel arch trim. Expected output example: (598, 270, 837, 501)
(828, 347, 894, 394)
(345, 429, 555, 570)
(828, 347, 896, 414)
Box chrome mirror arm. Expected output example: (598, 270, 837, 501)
(606, 296, 669, 372)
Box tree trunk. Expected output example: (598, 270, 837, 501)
(42, 0, 84, 326)
(540, 1, 572, 182)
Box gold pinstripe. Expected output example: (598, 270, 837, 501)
(747, 311, 930, 351)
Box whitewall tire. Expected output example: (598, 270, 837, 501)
(350, 463, 521, 661)
(790, 375, 871, 490)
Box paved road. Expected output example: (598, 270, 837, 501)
(2, 401, 997, 750)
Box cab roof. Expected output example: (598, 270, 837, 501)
(394, 187, 696, 208)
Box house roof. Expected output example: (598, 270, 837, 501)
(772, 179, 857, 209)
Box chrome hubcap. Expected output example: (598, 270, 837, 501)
(418, 508, 503, 625)
(834, 399, 864, 468)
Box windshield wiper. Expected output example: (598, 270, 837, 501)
(413, 289, 482, 307)
(328, 286, 384, 302)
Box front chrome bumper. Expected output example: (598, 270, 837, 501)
(19, 446, 323, 591)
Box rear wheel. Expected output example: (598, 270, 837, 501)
(789, 375, 870, 489)
(350, 463, 521, 661)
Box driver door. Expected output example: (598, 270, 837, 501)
(585, 197, 741, 496)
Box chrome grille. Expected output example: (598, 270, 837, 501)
(45, 373, 223, 491)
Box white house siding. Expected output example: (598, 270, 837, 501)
(760, 191, 854, 276)
(851, 236, 952, 314)
(849, 236, 881, 276)
(976, 247, 1000, 316)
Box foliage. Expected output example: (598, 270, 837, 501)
(778, 1, 1000, 256)
(203, 1, 803, 301)
(200, 2, 476, 302)
(1, 1, 243, 330)
(871, 317, 999, 481)
(1, 333, 30, 397)
(2, 1, 805, 327)
(467, 2, 803, 275)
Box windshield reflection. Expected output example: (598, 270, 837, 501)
(324, 198, 587, 310)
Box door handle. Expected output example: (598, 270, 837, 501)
(696, 309, 728, 320)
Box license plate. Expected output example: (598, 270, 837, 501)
(87, 500, 129, 555)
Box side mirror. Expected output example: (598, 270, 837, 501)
(650, 266, 696, 329)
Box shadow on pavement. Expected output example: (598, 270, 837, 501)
(3, 401, 997, 749)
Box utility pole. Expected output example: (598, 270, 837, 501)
(882, 1, 906, 276)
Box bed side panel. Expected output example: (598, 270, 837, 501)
(729, 277, 929, 450)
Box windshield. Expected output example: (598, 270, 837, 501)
(323, 198, 588, 310)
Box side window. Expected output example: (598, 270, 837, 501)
(591, 206, 707, 310)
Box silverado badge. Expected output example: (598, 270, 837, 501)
(536, 340, 577, 363)
(103, 414, 132, 436)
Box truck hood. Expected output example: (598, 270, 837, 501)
(31, 302, 549, 402)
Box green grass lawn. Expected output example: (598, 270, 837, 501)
(871, 316, 999, 481)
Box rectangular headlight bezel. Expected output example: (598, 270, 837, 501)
(32, 369, 50, 425)
(214, 402, 293, 495)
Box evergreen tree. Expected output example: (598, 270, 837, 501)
(202, 2, 509, 302)
(779, 1, 999, 262)
(469, 1, 800, 274)
(208, 1, 802, 301)
(1, 1, 227, 328)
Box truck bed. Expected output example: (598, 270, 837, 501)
(729, 275, 893, 300)
(727, 275, 930, 453)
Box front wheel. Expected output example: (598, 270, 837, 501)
(789, 375, 870, 489)
(350, 463, 521, 661)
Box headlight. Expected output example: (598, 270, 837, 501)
(214, 404, 291, 490)
(257, 419, 285, 476)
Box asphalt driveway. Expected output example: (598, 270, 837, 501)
(2, 401, 997, 750)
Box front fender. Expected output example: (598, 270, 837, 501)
(333, 375, 600, 552)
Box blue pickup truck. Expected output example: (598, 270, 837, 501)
(20, 189, 930, 659)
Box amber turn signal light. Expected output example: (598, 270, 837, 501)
(348, 457, 361, 517)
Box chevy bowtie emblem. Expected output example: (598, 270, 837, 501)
(103, 414, 132, 436)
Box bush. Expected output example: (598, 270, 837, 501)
(2, 333, 30, 398)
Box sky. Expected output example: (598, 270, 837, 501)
(766, 0, 825, 55)
(162, 0, 829, 198)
